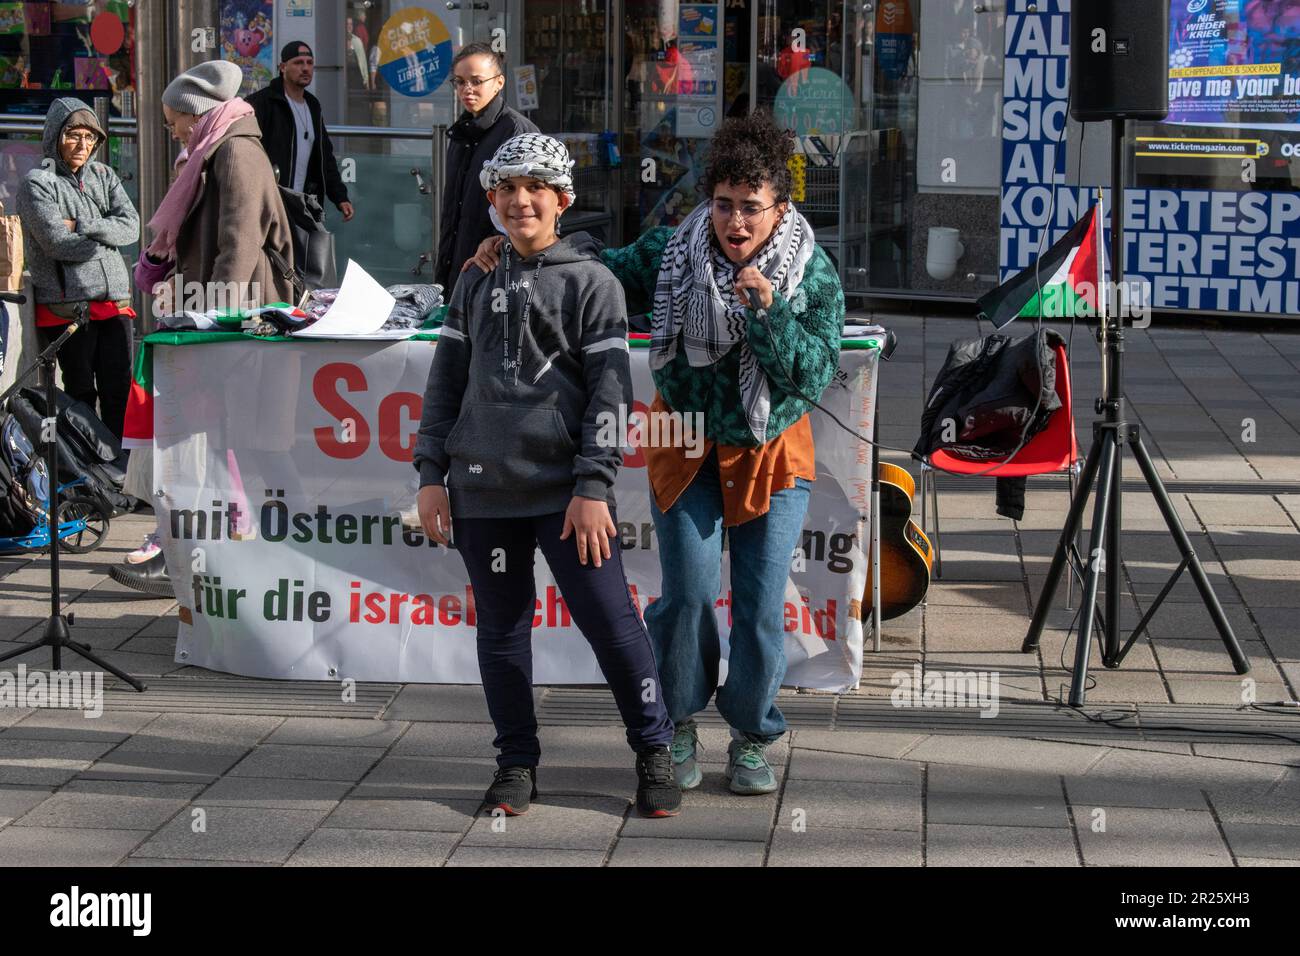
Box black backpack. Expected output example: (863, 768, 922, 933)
(8, 386, 133, 517)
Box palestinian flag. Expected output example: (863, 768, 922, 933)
(120, 341, 155, 449)
(120, 305, 306, 448)
(978, 203, 1104, 329)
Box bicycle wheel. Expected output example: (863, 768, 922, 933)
(57, 496, 110, 554)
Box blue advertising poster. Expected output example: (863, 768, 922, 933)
(1000, 0, 1074, 281)
(678, 4, 719, 38)
(1167, 0, 1300, 130)
(376, 7, 453, 97)
(999, 0, 1300, 314)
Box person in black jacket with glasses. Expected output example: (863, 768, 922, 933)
(435, 42, 537, 296)
(246, 41, 355, 224)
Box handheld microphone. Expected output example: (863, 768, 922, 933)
(0, 291, 26, 305)
(736, 266, 766, 315)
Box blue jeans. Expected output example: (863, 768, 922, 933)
(644, 450, 811, 744)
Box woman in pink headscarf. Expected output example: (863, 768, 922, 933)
(134, 59, 295, 312)
(118, 60, 295, 593)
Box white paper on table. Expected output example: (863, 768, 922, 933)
(292, 259, 396, 337)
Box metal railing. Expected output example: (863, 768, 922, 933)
(326, 125, 433, 139)
(0, 113, 139, 137)
(328, 124, 446, 277)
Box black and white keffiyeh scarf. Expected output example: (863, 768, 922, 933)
(479, 132, 576, 202)
(650, 200, 815, 443)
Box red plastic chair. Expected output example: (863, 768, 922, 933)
(919, 344, 1082, 606)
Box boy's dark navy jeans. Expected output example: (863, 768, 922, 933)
(453, 509, 674, 768)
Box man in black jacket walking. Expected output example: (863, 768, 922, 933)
(247, 42, 355, 223)
(436, 42, 537, 295)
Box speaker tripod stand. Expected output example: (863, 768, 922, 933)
(1021, 119, 1248, 706)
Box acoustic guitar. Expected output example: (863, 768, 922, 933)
(863, 460, 933, 621)
(859, 385, 932, 622)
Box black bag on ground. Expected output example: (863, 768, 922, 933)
(8, 386, 132, 517)
(277, 185, 337, 294)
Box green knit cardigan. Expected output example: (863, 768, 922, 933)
(600, 226, 845, 448)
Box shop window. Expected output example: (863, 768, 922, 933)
(0, 2, 137, 213)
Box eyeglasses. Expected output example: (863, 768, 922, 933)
(452, 74, 502, 90)
(711, 199, 778, 226)
(60, 132, 98, 147)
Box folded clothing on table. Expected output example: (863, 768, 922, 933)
(301, 282, 444, 333)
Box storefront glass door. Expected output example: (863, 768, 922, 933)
(308, 0, 518, 286)
(614, 1, 1005, 301)
(0, 1, 139, 256)
(868, 0, 1004, 299)
(519, 0, 618, 241)
(618, 0, 748, 239)
(615, 0, 873, 295)
(754, 0, 869, 294)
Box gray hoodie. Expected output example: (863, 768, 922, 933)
(16, 97, 139, 306)
(414, 230, 632, 519)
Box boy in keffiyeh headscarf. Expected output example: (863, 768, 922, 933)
(414, 133, 681, 819)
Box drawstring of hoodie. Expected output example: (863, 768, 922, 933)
(501, 241, 547, 387)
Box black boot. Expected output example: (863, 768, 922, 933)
(108, 551, 174, 598)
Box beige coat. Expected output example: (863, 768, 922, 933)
(174, 114, 296, 308)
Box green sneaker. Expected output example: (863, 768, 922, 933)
(725, 739, 777, 795)
(670, 719, 703, 790)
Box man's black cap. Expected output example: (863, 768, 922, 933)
(281, 41, 314, 63)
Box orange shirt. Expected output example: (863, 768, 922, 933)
(643, 391, 815, 527)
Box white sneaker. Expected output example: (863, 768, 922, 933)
(125, 532, 161, 564)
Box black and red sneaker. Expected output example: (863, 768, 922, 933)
(635, 746, 682, 817)
(484, 765, 538, 816)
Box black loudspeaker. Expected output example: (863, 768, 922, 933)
(1070, 0, 1169, 121)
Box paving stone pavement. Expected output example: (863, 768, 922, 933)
(0, 316, 1297, 865)
(0, 716, 1294, 866)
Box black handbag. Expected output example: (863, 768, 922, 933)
(276, 184, 338, 293)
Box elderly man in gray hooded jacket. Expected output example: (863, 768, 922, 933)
(16, 96, 139, 440)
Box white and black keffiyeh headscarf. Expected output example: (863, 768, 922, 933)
(650, 200, 815, 443)
(479, 132, 577, 203)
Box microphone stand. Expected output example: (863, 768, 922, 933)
(0, 297, 146, 691)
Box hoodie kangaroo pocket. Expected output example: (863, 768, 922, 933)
(445, 402, 577, 491)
